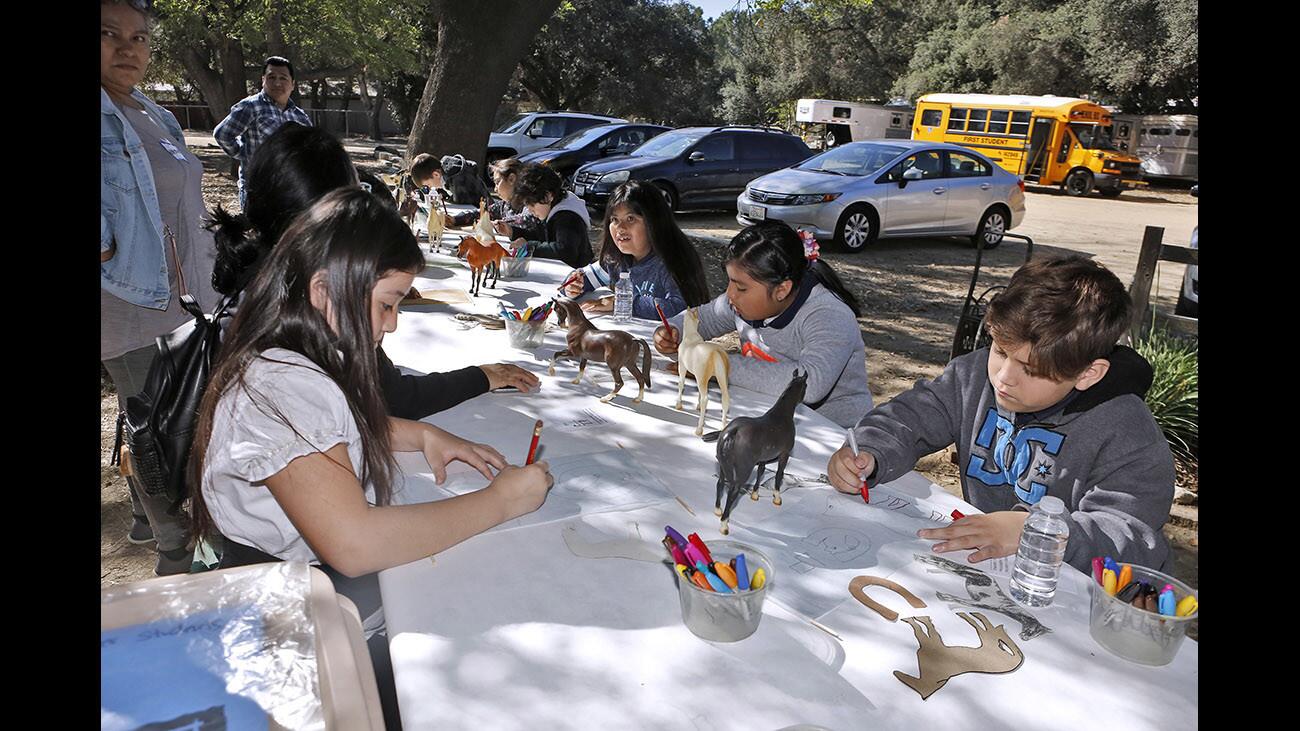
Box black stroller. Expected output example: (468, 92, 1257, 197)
(949, 232, 1034, 361)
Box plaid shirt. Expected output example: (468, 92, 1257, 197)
(212, 91, 312, 173)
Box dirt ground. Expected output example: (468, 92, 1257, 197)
(101, 135, 1197, 636)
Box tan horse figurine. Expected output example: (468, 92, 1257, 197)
(675, 308, 730, 435)
(549, 298, 651, 403)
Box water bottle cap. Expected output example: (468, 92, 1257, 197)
(1036, 496, 1066, 514)
(619, 272, 631, 280)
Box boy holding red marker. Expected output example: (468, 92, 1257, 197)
(828, 257, 1177, 574)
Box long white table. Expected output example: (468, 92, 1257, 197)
(377, 244, 1198, 730)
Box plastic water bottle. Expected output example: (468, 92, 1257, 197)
(1008, 496, 1070, 608)
(614, 272, 633, 323)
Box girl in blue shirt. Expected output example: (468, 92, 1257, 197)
(562, 181, 710, 318)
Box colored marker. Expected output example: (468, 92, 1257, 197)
(683, 542, 708, 568)
(524, 419, 543, 465)
(1116, 581, 1143, 603)
(674, 563, 690, 581)
(713, 562, 739, 590)
(1158, 588, 1176, 616)
(662, 537, 690, 567)
(687, 533, 714, 564)
(750, 567, 767, 590)
(1129, 581, 1149, 608)
(1175, 595, 1198, 617)
(1116, 564, 1132, 591)
(697, 561, 732, 593)
(654, 299, 673, 334)
(664, 526, 689, 550)
(845, 428, 869, 503)
(1142, 585, 1158, 613)
(1091, 557, 1104, 585)
(951, 509, 965, 521)
(1102, 568, 1117, 596)
(1103, 557, 1119, 575)
(690, 569, 714, 592)
(733, 554, 750, 591)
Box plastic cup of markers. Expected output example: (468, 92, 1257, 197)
(1088, 563, 1197, 666)
(503, 317, 547, 349)
(676, 540, 772, 642)
(499, 255, 532, 279)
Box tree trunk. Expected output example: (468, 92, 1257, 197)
(266, 0, 287, 58)
(407, 0, 562, 167)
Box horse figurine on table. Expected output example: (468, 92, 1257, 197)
(456, 235, 506, 297)
(703, 369, 806, 535)
(549, 298, 651, 403)
(675, 307, 730, 436)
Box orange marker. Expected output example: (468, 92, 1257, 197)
(713, 562, 739, 590)
(690, 570, 714, 592)
(1117, 564, 1133, 591)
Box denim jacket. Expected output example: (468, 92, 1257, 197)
(101, 87, 186, 309)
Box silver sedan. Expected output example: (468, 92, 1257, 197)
(736, 140, 1026, 251)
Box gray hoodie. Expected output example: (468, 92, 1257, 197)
(851, 346, 1175, 573)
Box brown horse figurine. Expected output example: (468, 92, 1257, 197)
(456, 235, 506, 297)
(549, 298, 651, 403)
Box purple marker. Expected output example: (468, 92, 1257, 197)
(665, 525, 689, 550)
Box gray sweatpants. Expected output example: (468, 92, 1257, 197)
(102, 344, 190, 552)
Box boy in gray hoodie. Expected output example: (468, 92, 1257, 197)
(828, 256, 1175, 573)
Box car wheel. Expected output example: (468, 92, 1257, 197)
(653, 182, 677, 212)
(1175, 291, 1198, 318)
(1064, 169, 1094, 197)
(969, 207, 1007, 249)
(834, 204, 878, 252)
(1098, 187, 1123, 198)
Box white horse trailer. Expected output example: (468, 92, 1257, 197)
(794, 99, 915, 150)
(1111, 114, 1198, 181)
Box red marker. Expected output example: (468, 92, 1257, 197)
(687, 533, 714, 564)
(524, 419, 543, 465)
(951, 509, 965, 521)
(654, 299, 673, 333)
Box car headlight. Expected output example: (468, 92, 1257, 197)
(599, 170, 630, 185)
(789, 193, 842, 206)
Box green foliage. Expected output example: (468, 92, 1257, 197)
(1134, 330, 1198, 467)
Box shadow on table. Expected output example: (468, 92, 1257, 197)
(549, 378, 704, 431)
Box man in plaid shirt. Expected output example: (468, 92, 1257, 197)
(213, 56, 312, 208)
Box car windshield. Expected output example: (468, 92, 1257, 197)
(495, 113, 531, 133)
(547, 125, 616, 150)
(796, 143, 906, 176)
(631, 129, 706, 158)
(1070, 123, 1117, 150)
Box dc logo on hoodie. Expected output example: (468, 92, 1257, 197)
(966, 408, 1065, 504)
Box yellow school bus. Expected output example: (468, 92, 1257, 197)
(912, 94, 1146, 197)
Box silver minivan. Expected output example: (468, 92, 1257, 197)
(737, 140, 1026, 251)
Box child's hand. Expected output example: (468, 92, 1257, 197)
(489, 462, 553, 520)
(917, 511, 1029, 563)
(581, 297, 614, 313)
(479, 363, 540, 392)
(421, 429, 507, 484)
(654, 324, 680, 354)
(493, 220, 511, 236)
(563, 271, 585, 298)
(511, 237, 527, 249)
(828, 445, 874, 494)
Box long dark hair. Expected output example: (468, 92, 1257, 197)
(207, 123, 358, 295)
(725, 221, 862, 316)
(598, 181, 711, 307)
(190, 188, 424, 540)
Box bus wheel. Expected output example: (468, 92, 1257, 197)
(969, 208, 1007, 249)
(1065, 170, 1094, 196)
(835, 204, 878, 252)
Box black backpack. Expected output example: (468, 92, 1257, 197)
(113, 294, 231, 509)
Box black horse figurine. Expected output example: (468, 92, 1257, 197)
(702, 369, 807, 534)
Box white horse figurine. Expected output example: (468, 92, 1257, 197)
(676, 307, 731, 435)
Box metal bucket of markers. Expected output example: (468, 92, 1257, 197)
(676, 540, 772, 642)
(503, 317, 547, 349)
(1088, 563, 1197, 666)
(499, 255, 532, 279)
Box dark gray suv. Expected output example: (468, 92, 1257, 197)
(571, 126, 812, 211)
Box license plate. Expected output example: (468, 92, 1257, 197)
(574, 185, 586, 196)
(742, 203, 766, 220)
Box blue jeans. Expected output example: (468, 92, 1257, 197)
(103, 344, 191, 552)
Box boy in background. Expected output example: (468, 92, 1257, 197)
(828, 256, 1175, 572)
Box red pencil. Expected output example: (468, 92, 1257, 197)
(654, 300, 672, 332)
(525, 419, 543, 465)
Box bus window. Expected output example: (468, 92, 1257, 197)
(1010, 111, 1031, 137)
(920, 109, 943, 127)
(1069, 124, 1117, 150)
(1175, 129, 1191, 137)
(968, 109, 989, 133)
(947, 108, 968, 131)
(988, 110, 1010, 135)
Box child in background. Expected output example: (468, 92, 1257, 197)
(193, 189, 553, 728)
(445, 157, 545, 241)
(509, 163, 594, 269)
(562, 180, 710, 318)
(827, 256, 1175, 573)
(654, 221, 872, 428)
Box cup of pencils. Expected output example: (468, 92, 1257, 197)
(500, 243, 532, 279)
(501, 301, 552, 349)
(1087, 558, 1197, 666)
(665, 530, 773, 642)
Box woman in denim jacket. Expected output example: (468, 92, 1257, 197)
(101, 0, 218, 575)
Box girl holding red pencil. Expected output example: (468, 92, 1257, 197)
(560, 181, 711, 318)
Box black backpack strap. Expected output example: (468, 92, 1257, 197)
(111, 412, 124, 466)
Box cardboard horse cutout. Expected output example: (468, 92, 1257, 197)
(549, 298, 651, 403)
